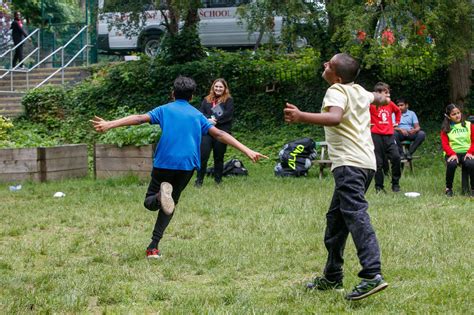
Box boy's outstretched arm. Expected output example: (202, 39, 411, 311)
(91, 114, 150, 133)
(284, 103, 343, 126)
(208, 127, 268, 162)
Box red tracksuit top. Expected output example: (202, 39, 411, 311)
(370, 101, 401, 135)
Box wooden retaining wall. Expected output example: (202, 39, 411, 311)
(94, 144, 154, 179)
(0, 144, 88, 182)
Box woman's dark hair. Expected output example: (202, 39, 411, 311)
(441, 103, 466, 133)
(173, 76, 196, 100)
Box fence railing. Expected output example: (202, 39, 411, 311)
(0, 26, 91, 92)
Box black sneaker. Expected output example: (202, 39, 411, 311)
(306, 276, 343, 291)
(345, 274, 388, 301)
(445, 188, 453, 197)
(391, 185, 401, 193)
(375, 187, 386, 194)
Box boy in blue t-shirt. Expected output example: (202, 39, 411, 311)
(92, 76, 266, 258)
(393, 98, 425, 160)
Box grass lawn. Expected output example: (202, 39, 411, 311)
(1, 129, 473, 313)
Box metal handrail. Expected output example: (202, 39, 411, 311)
(36, 44, 91, 89)
(0, 28, 39, 58)
(0, 25, 90, 92)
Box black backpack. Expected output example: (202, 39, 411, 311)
(275, 138, 317, 177)
(206, 158, 248, 177)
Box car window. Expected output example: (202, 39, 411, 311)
(201, 0, 251, 8)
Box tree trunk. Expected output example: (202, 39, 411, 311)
(448, 53, 472, 106)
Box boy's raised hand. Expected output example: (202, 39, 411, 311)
(284, 103, 301, 123)
(90, 116, 110, 133)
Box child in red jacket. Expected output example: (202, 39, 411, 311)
(370, 82, 402, 193)
(440, 104, 474, 197)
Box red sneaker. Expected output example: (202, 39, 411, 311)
(146, 248, 162, 259)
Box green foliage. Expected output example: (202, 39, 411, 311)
(98, 107, 161, 147)
(159, 26, 205, 64)
(0, 120, 62, 148)
(0, 115, 13, 141)
(22, 85, 67, 129)
(11, 0, 83, 26)
(14, 48, 450, 147)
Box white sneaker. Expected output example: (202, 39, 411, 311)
(159, 182, 175, 215)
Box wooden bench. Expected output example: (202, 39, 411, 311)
(313, 141, 332, 179)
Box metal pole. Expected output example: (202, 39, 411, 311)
(61, 48, 64, 84)
(37, 30, 41, 64)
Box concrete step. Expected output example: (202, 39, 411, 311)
(3, 72, 82, 80)
(0, 78, 80, 88)
(0, 66, 89, 117)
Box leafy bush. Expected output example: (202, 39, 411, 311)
(17, 48, 450, 147)
(0, 120, 62, 148)
(97, 106, 161, 147)
(0, 115, 13, 141)
(22, 85, 67, 128)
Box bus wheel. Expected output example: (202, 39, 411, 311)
(142, 34, 162, 57)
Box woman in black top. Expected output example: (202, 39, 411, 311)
(10, 11, 28, 68)
(195, 78, 234, 186)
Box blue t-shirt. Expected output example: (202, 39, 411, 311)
(147, 99, 213, 171)
(393, 109, 419, 130)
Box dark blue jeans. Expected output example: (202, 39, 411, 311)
(144, 168, 194, 246)
(323, 166, 382, 281)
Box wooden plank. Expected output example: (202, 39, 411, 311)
(0, 172, 39, 182)
(96, 170, 150, 179)
(44, 157, 88, 172)
(45, 169, 89, 181)
(0, 148, 37, 161)
(43, 144, 88, 159)
(0, 159, 39, 173)
(95, 157, 153, 172)
(94, 144, 154, 158)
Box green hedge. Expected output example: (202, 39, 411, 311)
(18, 49, 453, 147)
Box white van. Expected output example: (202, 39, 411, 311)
(97, 0, 284, 56)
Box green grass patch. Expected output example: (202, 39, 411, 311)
(0, 128, 472, 313)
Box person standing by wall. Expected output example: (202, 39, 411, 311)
(195, 78, 234, 186)
(10, 11, 28, 68)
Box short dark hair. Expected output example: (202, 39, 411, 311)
(334, 53, 360, 83)
(173, 76, 196, 100)
(396, 98, 407, 104)
(374, 82, 390, 93)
